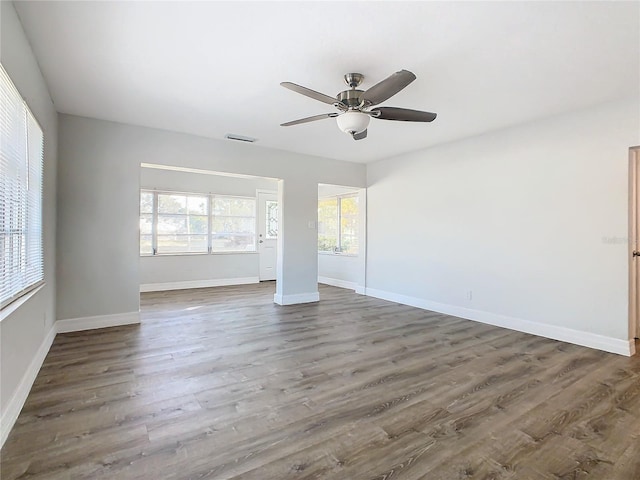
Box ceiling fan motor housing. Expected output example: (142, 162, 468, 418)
(337, 89, 365, 109)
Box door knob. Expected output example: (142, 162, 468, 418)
(634, 251, 640, 257)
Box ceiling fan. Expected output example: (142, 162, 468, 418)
(280, 70, 437, 141)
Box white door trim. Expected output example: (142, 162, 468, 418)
(629, 146, 640, 344)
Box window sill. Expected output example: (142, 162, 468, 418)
(0, 283, 46, 322)
(318, 252, 359, 257)
(141, 251, 258, 258)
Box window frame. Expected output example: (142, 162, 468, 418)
(140, 189, 257, 256)
(155, 191, 210, 255)
(317, 193, 359, 256)
(1, 64, 45, 311)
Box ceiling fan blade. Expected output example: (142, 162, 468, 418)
(280, 82, 337, 105)
(371, 107, 437, 122)
(352, 129, 367, 141)
(361, 70, 416, 106)
(280, 113, 338, 127)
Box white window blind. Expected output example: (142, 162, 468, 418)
(1, 64, 44, 309)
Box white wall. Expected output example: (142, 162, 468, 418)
(0, 2, 58, 445)
(319, 184, 360, 198)
(139, 167, 277, 288)
(57, 114, 366, 320)
(318, 254, 360, 286)
(366, 97, 640, 355)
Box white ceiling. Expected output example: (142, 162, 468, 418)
(13, 1, 639, 163)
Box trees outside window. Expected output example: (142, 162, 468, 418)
(318, 194, 359, 255)
(140, 190, 256, 255)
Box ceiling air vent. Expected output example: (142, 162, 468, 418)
(224, 133, 257, 143)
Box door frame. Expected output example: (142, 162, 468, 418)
(629, 146, 640, 342)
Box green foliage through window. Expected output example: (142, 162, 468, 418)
(140, 191, 256, 255)
(318, 194, 359, 255)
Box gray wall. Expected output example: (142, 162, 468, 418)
(139, 167, 277, 286)
(0, 1, 58, 432)
(140, 254, 259, 286)
(57, 117, 141, 320)
(367, 97, 639, 343)
(57, 114, 366, 320)
(141, 167, 278, 196)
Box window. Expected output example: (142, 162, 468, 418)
(211, 196, 256, 252)
(339, 196, 359, 254)
(140, 190, 256, 255)
(1, 64, 44, 309)
(318, 194, 359, 255)
(318, 198, 339, 252)
(157, 193, 208, 254)
(265, 200, 278, 239)
(139, 192, 154, 255)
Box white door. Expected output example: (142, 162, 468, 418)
(257, 191, 278, 281)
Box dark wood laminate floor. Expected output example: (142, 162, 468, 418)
(2, 283, 640, 479)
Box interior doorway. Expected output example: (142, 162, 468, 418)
(257, 190, 278, 281)
(317, 184, 366, 293)
(137, 163, 279, 295)
(629, 146, 640, 345)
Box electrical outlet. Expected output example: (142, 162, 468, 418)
(466, 290, 473, 301)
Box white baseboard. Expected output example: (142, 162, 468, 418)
(364, 287, 634, 357)
(318, 276, 357, 291)
(1, 325, 56, 448)
(140, 277, 259, 293)
(56, 311, 140, 334)
(274, 292, 320, 305)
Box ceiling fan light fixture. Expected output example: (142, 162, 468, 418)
(336, 111, 370, 135)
